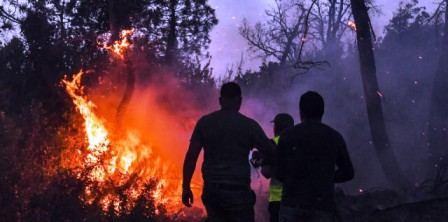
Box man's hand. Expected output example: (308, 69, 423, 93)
(182, 140, 202, 207)
(182, 187, 194, 207)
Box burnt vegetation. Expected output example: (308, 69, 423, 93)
(1, 0, 448, 221)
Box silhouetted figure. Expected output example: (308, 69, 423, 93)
(277, 91, 354, 222)
(260, 113, 294, 222)
(182, 82, 275, 222)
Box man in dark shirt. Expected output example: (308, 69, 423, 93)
(277, 91, 354, 222)
(182, 82, 275, 222)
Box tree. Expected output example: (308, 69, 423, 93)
(239, 0, 310, 65)
(427, 0, 448, 170)
(141, 0, 218, 63)
(350, 0, 410, 190)
(310, 0, 352, 56)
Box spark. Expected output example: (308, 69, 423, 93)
(348, 20, 357, 31)
(376, 90, 384, 98)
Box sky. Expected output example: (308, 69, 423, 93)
(207, 0, 439, 78)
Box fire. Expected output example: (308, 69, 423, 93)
(348, 20, 357, 31)
(60, 29, 203, 216)
(62, 70, 189, 214)
(99, 29, 134, 60)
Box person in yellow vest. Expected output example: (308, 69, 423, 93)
(261, 113, 294, 222)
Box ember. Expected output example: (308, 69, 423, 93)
(348, 20, 357, 31)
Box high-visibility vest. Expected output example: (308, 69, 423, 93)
(268, 136, 282, 202)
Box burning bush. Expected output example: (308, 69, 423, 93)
(25, 170, 172, 222)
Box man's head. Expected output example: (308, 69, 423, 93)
(272, 113, 294, 136)
(219, 82, 242, 111)
(299, 91, 324, 121)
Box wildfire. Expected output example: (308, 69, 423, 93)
(62, 70, 183, 212)
(348, 20, 357, 31)
(60, 29, 201, 216)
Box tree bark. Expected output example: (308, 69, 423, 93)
(427, 0, 448, 170)
(350, 0, 410, 190)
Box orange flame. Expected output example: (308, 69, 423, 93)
(62, 70, 187, 214)
(100, 29, 134, 60)
(60, 30, 204, 215)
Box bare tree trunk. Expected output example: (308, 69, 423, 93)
(427, 0, 448, 170)
(350, 0, 410, 190)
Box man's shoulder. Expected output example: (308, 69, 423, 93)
(198, 110, 256, 124)
(238, 113, 258, 124)
(320, 122, 343, 136)
(291, 122, 343, 137)
(198, 110, 225, 121)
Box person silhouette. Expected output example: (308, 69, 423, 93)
(277, 91, 354, 222)
(182, 82, 275, 222)
(259, 113, 294, 222)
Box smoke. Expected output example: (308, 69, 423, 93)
(236, 33, 441, 196)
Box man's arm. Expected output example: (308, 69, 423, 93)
(334, 134, 354, 183)
(182, 119, 204, 207)
(182, 140, 202, 189)
(251, 122, 276, 164)
(182, 140, 201, 207)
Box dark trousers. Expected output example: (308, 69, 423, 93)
(279, 205, 336, 222)
(269, 201, 281, 222)
(202, 183, 256, 222)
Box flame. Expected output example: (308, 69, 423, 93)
(60, 30, 203, 215)
(348, 20, 357, 31)
(100, 29, 134, 60)
(62, 70, 187, 214)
